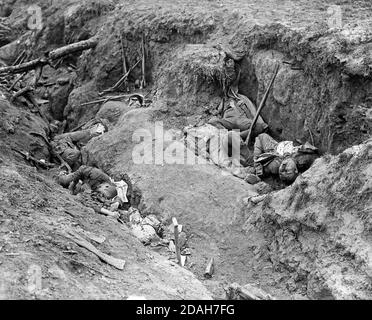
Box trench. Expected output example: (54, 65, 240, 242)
(65, 45, 370, 299)
(2, 1, 371, 300)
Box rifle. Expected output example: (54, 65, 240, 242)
(245, 63, 280, 146)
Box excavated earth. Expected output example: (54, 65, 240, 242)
(0, 0, 371, 299)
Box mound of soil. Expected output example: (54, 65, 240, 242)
(245, 140, 372, 299)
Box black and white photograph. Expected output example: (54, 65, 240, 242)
(0, 0, 371, 307)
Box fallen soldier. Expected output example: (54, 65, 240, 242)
(51, 119, 108, 170)
(57, 165, 130, 208)
(208, 93, 268, 136)
(245, 133, 319, 184)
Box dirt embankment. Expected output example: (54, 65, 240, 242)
(69, 0, 372, 153)
(244, 140, 372, 299)
(0, 0, 371, 300)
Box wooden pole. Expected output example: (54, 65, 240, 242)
(140, 33, 146, 89)
(0, 37, 98, 75)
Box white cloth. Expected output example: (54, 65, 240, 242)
(110, 179, 129, 203)
(276, 141, 299, 157)
(90, 123, 106, 136)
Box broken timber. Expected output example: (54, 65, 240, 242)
(204, 257, 215, 278)
(0, 37, 98, 75)
(67, 231, 125, 270)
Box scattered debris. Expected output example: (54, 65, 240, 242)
(168, 240, 176, 253)
(226, 283, 275, 300)
(129, 209, 160, 244)
(101, 59, 142, 95)
(244, 194, 267, 205)
(204, 257, 215, 278)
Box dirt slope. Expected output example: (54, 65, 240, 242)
(0, 161, 212, 299)
(245, 140, 372, 299)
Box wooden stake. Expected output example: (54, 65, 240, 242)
(140, 33, 146, 89)
(172, 217, 182, 266)
(119, 32, 129, 92)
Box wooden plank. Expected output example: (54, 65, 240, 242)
(67, 231, 125, 270)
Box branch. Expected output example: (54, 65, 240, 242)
(0, 37, 98, 75)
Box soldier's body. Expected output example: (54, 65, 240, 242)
(246, 133, 319, 184)
(51, 120, 107, 170)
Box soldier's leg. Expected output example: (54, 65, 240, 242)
(61, 148, 82, 171)
(253, 133, 278, 160)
